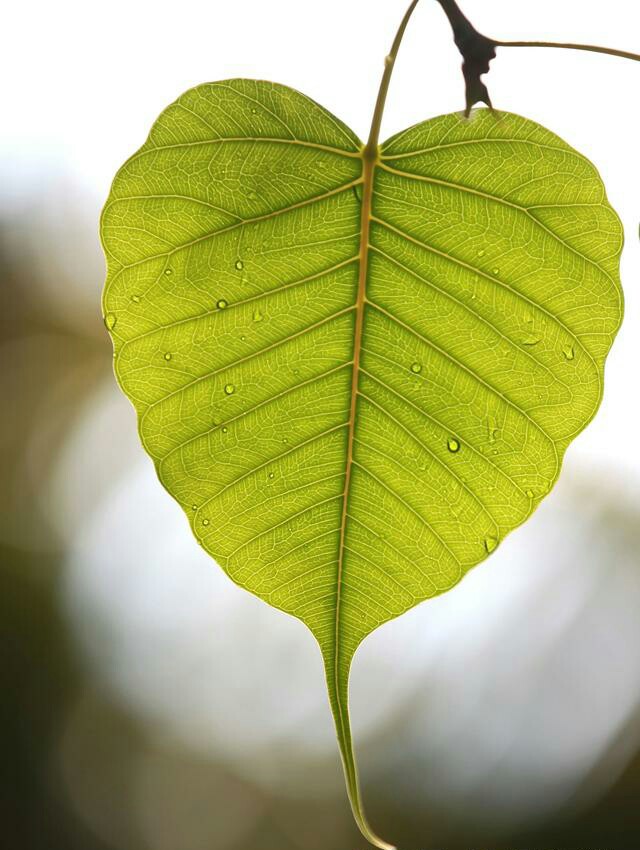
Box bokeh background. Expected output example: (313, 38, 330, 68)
(2, 1, 640, 848)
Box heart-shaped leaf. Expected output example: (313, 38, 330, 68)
(101, 79, 622, 848)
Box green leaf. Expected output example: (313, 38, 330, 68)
(101, 79, 622, 848)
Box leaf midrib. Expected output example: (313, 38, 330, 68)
(334, 149, 374, 676)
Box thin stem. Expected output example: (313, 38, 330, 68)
(497, 40, 640, 63)
(365, 0, 421, 157)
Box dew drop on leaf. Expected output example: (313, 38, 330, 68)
(487, 416, 498, 444)
(522, 334, 540, 346)
(224, 384, 235, 395)
(217, 299, 228, 310)
(477, 249, 485, 257)
(222, 427, 228, 434)
(484, 535, 498, 554)
(526, 489, 534, 499)
(164, 352, 172, 361)
(562, 344, 575, 361)
(131, 294, 141, 304)
(492, 268, 500, 276)
(104, 313, 117, 330)
(447, 437, 460, 453)
(164, 268, 173, 276)
(253, 308, 263, 322)
(268, 472, 275, 479)
(202, 518, 210, 526)
(410, 362, 422, 374)
(235, 259, 244, 271)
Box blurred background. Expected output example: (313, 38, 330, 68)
(2, 1, 640, 848)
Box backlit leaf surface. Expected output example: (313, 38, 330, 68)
(101, 79, 623, 848)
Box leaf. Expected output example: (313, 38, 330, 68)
(101, 79, 623, 848)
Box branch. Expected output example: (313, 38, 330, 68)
(497, 40, 640, 63)
(434, 0, 497, 116)
(433, 0, 640, 115)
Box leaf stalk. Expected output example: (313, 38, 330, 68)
(365, 0, 421, 157)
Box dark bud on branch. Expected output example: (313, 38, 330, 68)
(435, 0, 498, 116)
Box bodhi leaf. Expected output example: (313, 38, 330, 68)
(101, 78, 623, 848)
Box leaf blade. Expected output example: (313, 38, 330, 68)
(101, 83, 623, 850)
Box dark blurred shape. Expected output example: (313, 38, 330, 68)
(0, 547, 97, 850)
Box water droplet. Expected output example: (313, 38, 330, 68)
(484, 535, 499, 554)
(202, 518, 210, 526)
(562, 344, 575, 361)
(492, 268, 500, 276)
(384, 53, 394, 68)
(268, 472, 275, 479)
(164, 352, 172, 361)
(240, 335, 246, 341)
(522, 334, 540, 346)
(235, 259, 244, 271)
(447, 437, 460, 453)
(224, 384, 235, 395)
(487, 416, 498, 444)
(104, 313, 117, 330)
(526, 489, 534, 499)
(222, 427, 228, 434)
(216, 299, 228, 310)
(131, 294, 141, 304)
(253, 308, 263, 322)
(410, 362, 422, 374)
(164, 268, 173, 276)
(251, 107, 257, 114)
(191, 504, 198, 511)
(477, 249, 485, 257)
